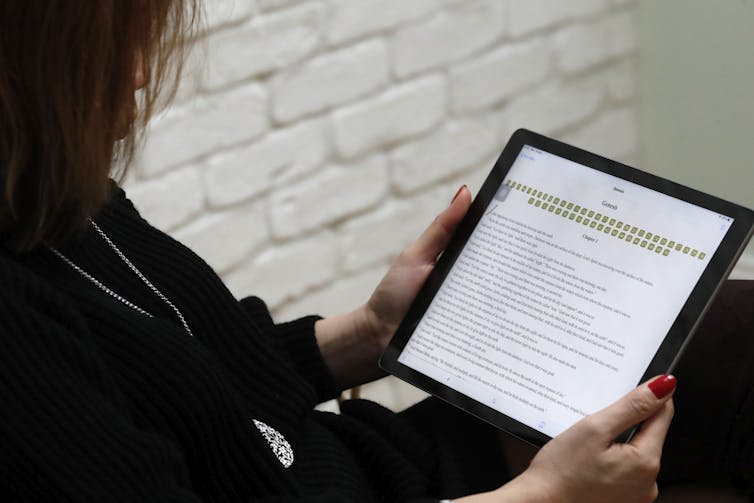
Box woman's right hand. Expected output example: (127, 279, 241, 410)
(459, 374, 677, 503)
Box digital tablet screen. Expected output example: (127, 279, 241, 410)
(395, 144, 736, 439)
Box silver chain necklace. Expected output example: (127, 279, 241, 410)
(49, 220, 294, 468)
(50, 221, 194, 337)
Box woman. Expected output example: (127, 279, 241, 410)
(0, 2, 750, 502)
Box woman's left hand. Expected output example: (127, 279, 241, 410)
(364, 184, 472, 351)
(315, 185, 472, 390)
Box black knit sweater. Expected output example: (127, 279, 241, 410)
(0, 186, 446, 502)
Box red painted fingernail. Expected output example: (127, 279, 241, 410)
(648, 374, 677, 399)
(451, 184, 467, 204)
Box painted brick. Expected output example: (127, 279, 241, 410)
(326, 0, 437, 45)
(203, 0, 256, 30)
(272, 39, 389, 123)
(204, 3, 324, 90)
(451, 39, 551, 112)
(391, 0, 506, 78)
(332, 75, 447, 159)
(553, 22, 607, 74)
(508, 2, 610, 39)
(339, 186, 450, 272)
(565, 0, 609, 18)
(125, 167, 204, 231)
(554, 13, 636, 75)
(390, 116, 500, 194)
(603, 11, 637, 58)
(142, 84, 268, 176)
(561, 107, 637, 159)
(173, 201, 269, 274)
(274, 265, 388, 319)
(127, 0, 644, 414)
(256, 0, 301, 12)
(502, 76, 604, 134)
(224, 231, 339, 308)
(507, 1, 571, 38)
(602, 59, 636, 102)
(269, 155, 389, 238)
(203, 118, 329, 207)
(173, 45, 206, 104)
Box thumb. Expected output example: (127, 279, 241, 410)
(591, 374, 677, 442)
(410, 185, 471, 263)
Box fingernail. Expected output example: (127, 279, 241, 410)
(648, 374, 677, 399)
(451, 184, 467, 205)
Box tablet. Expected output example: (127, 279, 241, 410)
(380, 129, 754, 446)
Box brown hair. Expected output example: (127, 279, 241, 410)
(0, 1, 199, 252)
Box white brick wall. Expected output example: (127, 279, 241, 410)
(271, 38, 390, 123)
(450, 39, 551, 113)
(332, 75, 447, 159)
(127, 0, 641, 411)
(390, 1, 506, 78)
(204, 3, 324, 89)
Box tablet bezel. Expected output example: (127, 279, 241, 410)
(380, 128, 754, 447)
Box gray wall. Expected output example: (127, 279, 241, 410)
(638, 0, 754, 271)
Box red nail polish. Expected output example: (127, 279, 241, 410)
(648, 374, 677, 399)
(451, 184, 467, 204)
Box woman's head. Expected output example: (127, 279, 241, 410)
(0, 0, 199, 252)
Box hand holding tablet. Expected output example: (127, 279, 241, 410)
(381, 129, 754, 446)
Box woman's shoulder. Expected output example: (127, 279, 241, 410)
(0, 251, 107, 395)
(0, 248, 46, 294)
(0, 249, 83, 332)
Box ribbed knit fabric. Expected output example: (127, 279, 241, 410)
(0, 185, 449, 503)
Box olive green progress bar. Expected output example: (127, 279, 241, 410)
(506, 179, 707, 260)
